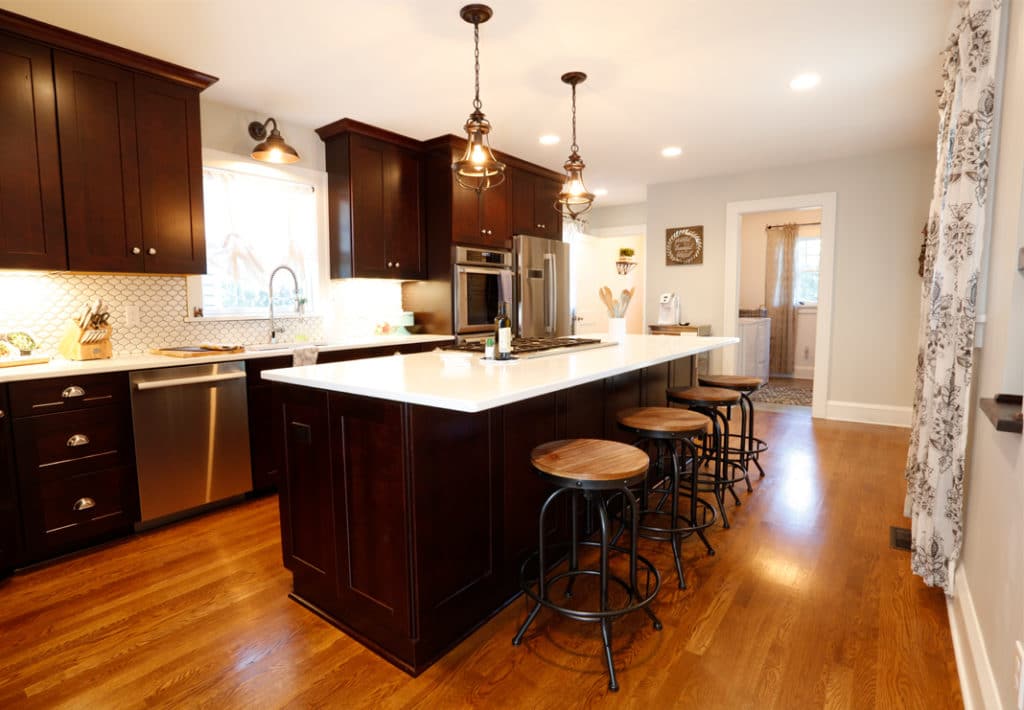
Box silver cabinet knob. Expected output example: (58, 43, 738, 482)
(132, 247, 142, 255)
(62, 386, 85, 399)
(481, 228, 487, 234)
(394, 262, 400, 268)
(387, 261, 393, 268)
(73, 497, 96, 511)
(67, 433, 90, 447)
(0, 409, 5, 420)
(147, 247, 157, 256)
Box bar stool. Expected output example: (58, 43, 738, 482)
(665, 386, 750, 528)
(616, 407, 717, 589)
(698, 374, 769, 479)
(513, 439, 662, 692)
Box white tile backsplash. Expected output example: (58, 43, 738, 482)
(0, 272, 323, 356)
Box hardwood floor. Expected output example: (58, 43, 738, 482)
(0, 409, 960, 708)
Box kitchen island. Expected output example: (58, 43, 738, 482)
(261, 334, 737, 675)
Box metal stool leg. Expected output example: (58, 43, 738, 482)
(668, 442, 685, 589)
(742, 391, 767, 478)
(714, 408, 743, 506)
(513, 487, 562, 646)
(621, 486, 662, 631)
(565, 491, 579, 599)
(595, 494, 618, 691)
(737, 395, 754, 492)
(683, 436, 715, 556)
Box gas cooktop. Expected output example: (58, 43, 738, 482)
(444, 336, 615, 359)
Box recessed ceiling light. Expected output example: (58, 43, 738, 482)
(789, 72, 821, 91)
(661, 146, 682, 158)
(539, 134, 560, 145)
(594, 188, 608, 196)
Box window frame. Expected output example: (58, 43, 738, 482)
(185, 148, 330, 322)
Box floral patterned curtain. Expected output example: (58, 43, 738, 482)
(905, 0, 1002, 595)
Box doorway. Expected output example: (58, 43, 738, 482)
(723, 193, 837, 418)
(738, 208, 821, 410)
(568, 223, 646, 336)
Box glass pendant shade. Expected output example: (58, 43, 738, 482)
(452, 5, 505, 192)
(558, 158, 595, 218)
(555, 72, 594, 219)
(453, 111, 506, 191)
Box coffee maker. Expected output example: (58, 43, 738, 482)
(657, 293, 680, 325)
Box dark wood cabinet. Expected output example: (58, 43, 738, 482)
(0, 388, 20, 575)
(10, 372, 138, 562)
(134, 74, 206, 274)
(318, 120, 426, 280)
(55, 51, 144, 273)
(511, 168, 563, 240)
(0, 10, 215, 274)
(0, 33, 66, 270)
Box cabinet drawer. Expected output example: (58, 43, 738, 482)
(14, 406, 132, 481)
(31, 466, 135, 552)
(10, 372, 127, 418)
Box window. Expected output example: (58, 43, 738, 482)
(189, 166, 318, 318)
(793, 237, 821, 305)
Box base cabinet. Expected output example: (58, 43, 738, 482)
(0, 388, 20, 575)
(276, 355, 693, 674)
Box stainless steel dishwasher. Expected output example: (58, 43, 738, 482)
(129, 361, 253, 526)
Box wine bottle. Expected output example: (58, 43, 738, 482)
(495, 301, 512, 360)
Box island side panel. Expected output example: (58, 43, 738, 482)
(407, 404, 502, 666)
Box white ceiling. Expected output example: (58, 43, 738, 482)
(3, 0, 952, 205)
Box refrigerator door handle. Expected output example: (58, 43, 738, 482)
(544, 253, 556, 335)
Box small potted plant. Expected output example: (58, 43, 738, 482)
(616, 247, 637, 275)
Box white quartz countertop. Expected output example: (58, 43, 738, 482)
(0, 334, 454, 384)
(262, 334, 738, 413)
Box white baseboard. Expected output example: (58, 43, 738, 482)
(824, 400, 912, 427)
(793, 365, 815, 380)
(948, 566, 1004, 710)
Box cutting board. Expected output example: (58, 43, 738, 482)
(0, 356, 51, 368)
(151, 346, 245, 358)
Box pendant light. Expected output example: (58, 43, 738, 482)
(248, 117, 300, 164)
(452, 4, 505, 192)
(555, 72, 595, 219)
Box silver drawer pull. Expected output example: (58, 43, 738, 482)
(73, 497, 96, 511)
(62, 386, 85, 399)
(67, 434, 90, 447)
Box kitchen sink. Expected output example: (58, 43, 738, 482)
(245, 342, 328, 352)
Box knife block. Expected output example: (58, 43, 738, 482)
(58, 322, 113, 360)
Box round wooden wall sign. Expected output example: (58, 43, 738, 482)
(665, 226, 704, 265)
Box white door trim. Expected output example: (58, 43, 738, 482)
(723, 192, 837, 419)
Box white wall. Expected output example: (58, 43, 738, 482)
(739, 208, 822, 310)
(200, 98, 326, 172)
(588, 146, 933, 410)
(794, 306, 817, 379)
(571, 231, 645, 335)
(955, 1, 1024, 707)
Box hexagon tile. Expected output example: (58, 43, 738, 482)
(0, 273, 323, 356)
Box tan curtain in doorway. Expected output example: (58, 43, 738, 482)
(764, 224, 798, 375)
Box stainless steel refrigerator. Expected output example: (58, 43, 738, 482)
(513, 234, 571, 337)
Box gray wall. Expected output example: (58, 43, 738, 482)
(589, 146, 934, 411)
(200, 99, 325, 171)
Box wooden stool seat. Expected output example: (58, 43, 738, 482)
(531, 439, 649, 482)
(617, 407, 710, 434)
(698, 374, 762, 391)
(667, 386, 741, 405)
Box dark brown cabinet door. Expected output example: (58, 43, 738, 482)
(510, 168, 536, 236)
(280, 386, 337, 601)
(348, 136, 391, 277)
(386, 144, 425, 279)
(329, 393, 412, 641)
(480, 178, 510, 246)
(0, 391, 20, 574)
(450, 179, 482, 245)
(533, 176, 563, 240)
(55, 51, 144, 272)
(135, 75, 206, 274)
(0, 34, 66, 270)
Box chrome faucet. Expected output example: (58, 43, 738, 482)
(268, 265, 299, 344)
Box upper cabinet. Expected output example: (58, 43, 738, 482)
(318, 120, 426, 280)
(0, 11, 216, 274)
(0, 33, 66, 270)
(510, 168, 563, 241)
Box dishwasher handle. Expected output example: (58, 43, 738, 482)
(134, 371, 247, 391)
